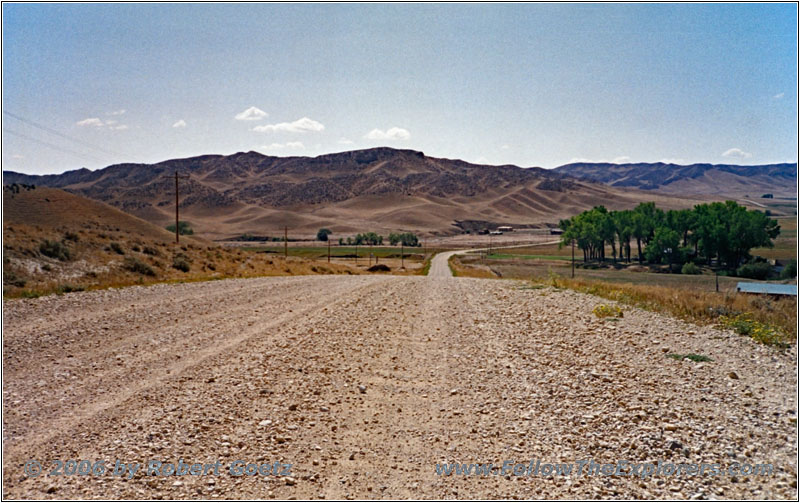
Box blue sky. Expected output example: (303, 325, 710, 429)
(2, 3, 797, 174)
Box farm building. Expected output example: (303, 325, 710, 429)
(736, 282, 797, 297)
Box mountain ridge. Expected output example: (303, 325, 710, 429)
(553, 161, 796, 197)
(2, 148, 753, 238)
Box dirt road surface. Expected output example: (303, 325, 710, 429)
(3, 275, 797, 499)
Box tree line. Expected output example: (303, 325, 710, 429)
(331, 231, 420, 247)
(558, 201, 780, 272)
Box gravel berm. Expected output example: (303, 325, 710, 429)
(3, 275, 797, 499)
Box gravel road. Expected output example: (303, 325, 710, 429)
(3, 275, 797, 499)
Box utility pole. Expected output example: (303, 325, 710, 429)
(355, 243, 358, 265)
(284, 226, 288, 258)
(571, 239, 576, 278)
(163, 172, 190, 244)
(327, 239, 331, 263)
(400, 241, 404, 269)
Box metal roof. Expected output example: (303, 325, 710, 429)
(736, 282, 797, 296)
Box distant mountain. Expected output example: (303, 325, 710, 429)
(3, 148, 704, 239)
(553, 162, 797, 198)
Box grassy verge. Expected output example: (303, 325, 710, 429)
(419, 254, 433, 276)
(448, 255, 496, 278)
(535, 274, 795, 348)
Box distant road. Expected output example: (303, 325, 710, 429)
(427, 241, 561, 278)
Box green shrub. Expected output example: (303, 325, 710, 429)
(719, 313, 786, 347)
(3, 270, 26, 287)
(39, 239, 71, 261)
(166, 221, 194, 235)
(780, 260, 796, 280)
(593, 304, 624, 318)
(63, 231, 79, 242)
(142, 246, 160, 256)
(736, 262, 773, 280)
(123, 256, 156, 276)
(57, 284, 85, 294)
(109, 242, 124, 255)
(681, 262, 701, 275)
(172, 254, 191, 272)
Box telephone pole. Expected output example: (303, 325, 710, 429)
(327, 239, 331, 263)
(401, 241, 404, 269)
(163, 172, 190, 244)
(284, 226, 288, 258)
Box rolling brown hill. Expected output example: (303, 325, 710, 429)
(3, 185, 189, 243)
(4, 148, 710, 240)
(2, 186, 360, 296)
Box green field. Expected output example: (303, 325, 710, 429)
(752, 217, 797, 260)
(487, 253, 570, 261)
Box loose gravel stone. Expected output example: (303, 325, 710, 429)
(2, 275, 796, 499)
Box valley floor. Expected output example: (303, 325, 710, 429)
(2, 275, 797, 499)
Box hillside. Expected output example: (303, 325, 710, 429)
(2, 186, 359, 296)
(554, 161, 797, 199)
(3, 185, 187, 242)
(3, 148, 707, 240)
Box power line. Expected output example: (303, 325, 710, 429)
(2, 128, 110, 165)
(3, 110, 126, 158)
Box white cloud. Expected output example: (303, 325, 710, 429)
(12, 154, 24, 159)
(774, 93, 784, 99)
(612, 156, 631, 163)
(108, 109, 126, 116)
(172, 119, 187, 128)
(501, 144, 511, 150)
(658, 158, 685, 164)
(338, 138, 355, 145)
(261, 141, 305, 150)
(235, 106, 268, 121)
(474, 156, 492, 165)
(76, 117, 104, 127)
(722, 148, 752, 159)
(76, 117, 127, 130)
(252, 117, 325, 133)
(363, 127, 410, 140)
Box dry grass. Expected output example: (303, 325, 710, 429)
(452, 251, 796, 347)
(3, 187, 370, 298)
(448, 255, 496, 278)
(3, 222, 361, 298)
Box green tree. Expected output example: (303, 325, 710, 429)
(612, 210, 634, 263)
(644, 227, 683, 272)
(316, 228, 332, 241)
